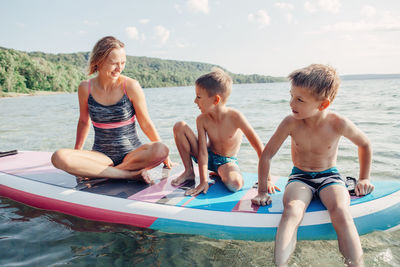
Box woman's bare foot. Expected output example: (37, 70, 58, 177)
(76, 176, 90, 182)
(171, 170, 195, 186)
(128, 169, 152, 184)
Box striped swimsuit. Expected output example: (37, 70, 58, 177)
(287, 166, 345, 197)
(88, 78, 142, 165)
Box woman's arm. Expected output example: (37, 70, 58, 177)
(74, 81, 91, 150)
(125, 78, 161, 142)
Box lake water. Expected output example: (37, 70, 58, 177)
(1, 79, 399, 266)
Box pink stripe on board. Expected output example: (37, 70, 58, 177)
(232, 175, 281, 213)
(0, 185, 157, 228)
(180, 182, 216, 207)
(0, 151, 54, 174)
(92, 116, 136, 129)
(128, 171, 184, 202)
(231, 187, 260, 213)
(181, 196, 197, 207)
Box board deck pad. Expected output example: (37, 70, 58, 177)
(1, 151, 400, 215)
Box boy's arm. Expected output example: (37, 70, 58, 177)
(186, 116, 209, 196)
(252, 117, 291, 206)
(341, 116, 374, 196)
(235, 111, 263, 158)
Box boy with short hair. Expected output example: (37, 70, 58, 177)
(252, 64, 374, 266)
(172, 68, 264, 196)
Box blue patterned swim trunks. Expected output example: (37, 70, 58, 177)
(192, 148, 238, 172)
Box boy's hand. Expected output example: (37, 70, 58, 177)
(251, 193, 272, 206)
(185, 181, 209, 196)
(163, 156, 176, 169)
(267, 182, 281, 194)
(355, 179, 374, 196)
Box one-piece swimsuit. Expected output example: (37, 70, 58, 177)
(87, 78, 142, 165)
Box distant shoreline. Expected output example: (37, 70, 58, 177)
(341, 74, 400, 80)
(2, 73, 400, 98)
(0, 91, 69, 98)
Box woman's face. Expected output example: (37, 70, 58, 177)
(99, 47, 126, 80)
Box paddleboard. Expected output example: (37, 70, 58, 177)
(1, 151, 400, 241)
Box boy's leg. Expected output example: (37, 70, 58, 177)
(274, 182, 313, 267)
(319, 184, 364, 266)
(217, 162, 243, 192)
(171, 121, 199, 186)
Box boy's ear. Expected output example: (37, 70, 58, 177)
(214, 95, 221, 105)
(319, 99, 330, 111)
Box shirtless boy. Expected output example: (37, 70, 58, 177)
(251, 64, 374, 266)
(171, 68, 264, 196)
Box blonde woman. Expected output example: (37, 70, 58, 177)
(52, 36, 171, 182)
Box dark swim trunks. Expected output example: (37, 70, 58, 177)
(287, 166, 345, 197)
(192, 148, 238, 172)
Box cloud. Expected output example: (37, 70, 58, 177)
(154, 25, 170, 44)
(248, 9, 271, 28)
(175, 4, 183, 14)
(176, 40, 189, 48)
(187, 0, 209, 14)
(139, 19, 150, 24)
(322, 19, 400, 33)
(318, 0, 341, 13)
(275, 3, 294, 10)
(78, 30, 87, 36)
(16, 22, 25, 28)
(305, 0, 341, 14)
(83, 20, 99, 26)
(126, 26, 140, 40)
(286, 13, 294, 23)
(361, 5, 376, 17)
(304, 1, 316, 13)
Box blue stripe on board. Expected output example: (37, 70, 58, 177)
(173, 177, 400, 214)
(257, 177, 287, 214)
(150, 199, 400, 241)
(174, 172, 258, 211)
(258, 180, 400, 214)
(150, 217, 278, 241)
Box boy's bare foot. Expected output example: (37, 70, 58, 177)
(171, 171, 195, 186)
(209, 171, 219, 177)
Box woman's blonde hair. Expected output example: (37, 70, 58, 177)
(88, 36, 125, 75)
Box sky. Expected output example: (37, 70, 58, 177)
(1, 0, 400, 76)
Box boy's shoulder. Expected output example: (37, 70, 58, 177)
(281, 114, 298, 126)
(226, 107, 243, 117)
(325, 111, 353, 132)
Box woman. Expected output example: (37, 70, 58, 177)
(52, 36, 171, 183)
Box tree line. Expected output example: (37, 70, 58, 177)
(0, 47, 285, 94)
